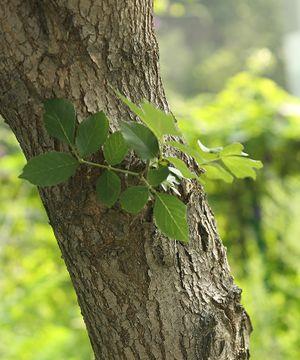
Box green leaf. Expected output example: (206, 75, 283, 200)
(117, 92, 180, 140)
(167, 141, 206, 164)
(120, 186, 149, 214)
(76, 111, 109, 157)
(96, 170, 121, 207)
(166, 157, 197, 179)
(154, 193, 189, 243)
(147, 166, 169, 186)
(116, 92, 145, 120)
(222, 156, 263, 179)
(168, 140, 221, 164)
(139, 101, 180, 140)
(120, 121, 159, 160)
(202, 164, 233, 183)
(19, 152, 78, 186)
(196, 140, 221, 161)
(197, 140, 223, 154)
(103, 131, 128, 165)
(220, 143, 245, 156)
(44, 99, 76, 145)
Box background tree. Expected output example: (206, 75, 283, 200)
(0, 1, 251, 359)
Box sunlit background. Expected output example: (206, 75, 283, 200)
(1, 1, 300, 359)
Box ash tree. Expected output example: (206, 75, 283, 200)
(0, 1, 257, 359)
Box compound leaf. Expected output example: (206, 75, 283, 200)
(120, 186, 149, 214)
(116, 91, 145, 120)
(103, 131, 128, 165)
(76, 111, 109, 157)
(166, 157, 197, 179)
(117, 92, 180, 140)
(220, 143, 245, 156)
(222, 156, 263, 179)
(139, 101, 180, 140)
(44, 99, 76, 145)
(154, 193, 189, 243)
(96, 170, 121, 207)
(19, 152, 78, 186)
(202, 163, 234, 183)
(120, 121, 159, 160)
(147, 166, 169, 186)
(167, 141, 205, 165)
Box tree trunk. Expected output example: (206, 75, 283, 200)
(0, 1, 251, 359)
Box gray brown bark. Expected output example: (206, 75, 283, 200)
(0, 1, 251, 359)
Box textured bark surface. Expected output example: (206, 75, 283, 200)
(0, 1, 251, 359)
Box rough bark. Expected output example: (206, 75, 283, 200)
(0, 1, 251, 359)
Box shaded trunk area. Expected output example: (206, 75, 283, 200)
(0, 1, 251, 358)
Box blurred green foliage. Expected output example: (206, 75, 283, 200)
(0, 124, 92, 359)
(172, 72, 300, 359)
(155, 0, 284, 96)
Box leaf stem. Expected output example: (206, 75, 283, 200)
(80, 159, 156, 194)
(81, 159, 140, 177)
(70, 144, 82, 161)
(141, 176, 157, 194)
